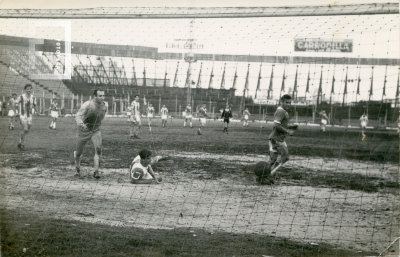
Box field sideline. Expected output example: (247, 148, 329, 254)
(0, 116, 399, 256)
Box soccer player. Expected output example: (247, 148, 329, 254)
(221, 103, 233, 134)
(160, 104, 168, 127)
(126, 101, 132, 123)
(267, 94, 297, 181)
(49, 98, 60, 130)
(243, 108, 251, 127)
(130, 95, 141, 139)
(183, 103, 193, 128)
(360, 113, 368, 139)
(319, 110, 329, 132)
(130, 149, 162, 184)
(16, 84, 37, 151)
(74, 89, 107, 178)
(8, 93, 18, 130)
(147, 103, 155, 127)
(197, 104, 210, 135)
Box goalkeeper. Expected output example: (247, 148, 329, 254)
(268, 94, 298, 179)
(129, 149, 167, 184)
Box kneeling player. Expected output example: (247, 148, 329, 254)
(130, 149, 162, 184)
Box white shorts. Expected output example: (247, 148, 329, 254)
(51, 110, 59, 118)
(361, 122, 367, 128)
(131, 115, 141, 125)
(127, 112, 132, 116)
(244, 115, 249, 120)
(8, 110, 15, 117)
(161, 115, 168, 120)
(185, 114, 192, 119)
(148, 113, 153, 118)
(321, 119, 327, 125)
(20, 115, 33, 129)
(182, 111, 186, 117)
(200, 118, 206, 126)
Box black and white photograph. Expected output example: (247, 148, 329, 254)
(0, 0, 399, 256)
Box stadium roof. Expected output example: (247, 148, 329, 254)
(0, 4, 398, 19)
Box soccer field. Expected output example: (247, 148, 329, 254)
(0, 116, 399, 256)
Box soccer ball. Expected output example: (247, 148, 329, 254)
(253, 161, 271, 178)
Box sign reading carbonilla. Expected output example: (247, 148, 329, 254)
(294, 38, 353, 53)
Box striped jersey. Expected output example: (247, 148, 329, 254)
(131, 101, 140, 116)
(17, 93, 36, 117)
(160, 107, 168, 116)
(185, 105, 192, 114)
(147, 106, 154, 114)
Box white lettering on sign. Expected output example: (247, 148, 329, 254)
(294, 38, 353, 52)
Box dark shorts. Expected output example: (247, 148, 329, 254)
(78, 128, 102, 147)
(224, 118, 230, 123)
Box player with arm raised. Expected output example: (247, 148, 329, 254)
(183, 103, 193, 128)
(243, 108, 251, 127)
(130, 149, 162, 184)
(8, 93, 18, 130)
(49, 98, 61, 130)
(74, 89, 107, 178)
(147, 103, 155, 128)
(197, 104, 210, 135)
(221, 103, 233, 134)
(160, 104, 168, 128)
(268, 94, 297, 179)
(16, 84, 37, 151)
(360, 113, 368, 139)
(130, 95, 141, 139)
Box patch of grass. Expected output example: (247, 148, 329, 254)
(0, 209, 373, 257)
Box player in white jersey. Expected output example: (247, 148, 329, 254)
(130, 149, 162, 184)
(16, 84, 37, 151)
(130, 95, 141, 139)
(8, 93, 18, 130)
(126, 100, 132, 122)
(197, 104, 210, 135)
(160, 104, 168, 127)
(360, 113, 368, 139)
(49, 99, 61, 130)
(319, 110, 329, 132)
(243, 108, 251, 127)
(183, 104, 193, 128)
(147, 103, 155, 127)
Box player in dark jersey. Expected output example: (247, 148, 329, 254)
(221, 103, 233, 134)
(267, 94, 297, 181)
(197, 104, 210, 135)
(74, 89, 107, 178)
